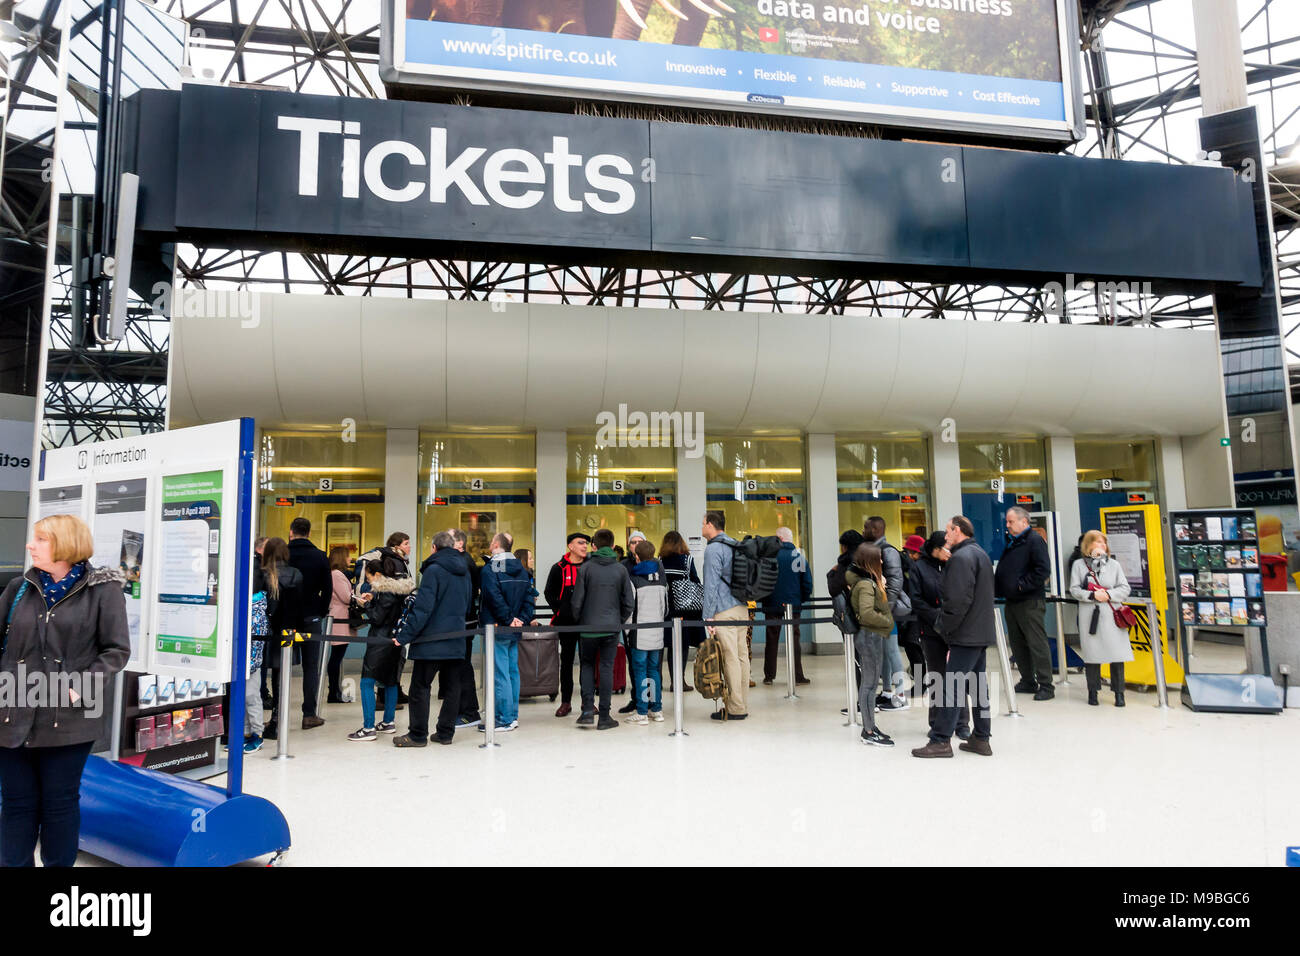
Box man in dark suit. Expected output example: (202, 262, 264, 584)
(286, 516, 331, 729)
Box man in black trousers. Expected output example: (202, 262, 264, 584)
(913, 516, 995, 759)
(285, 516, 330, 731)
(450, 528, 482, 728)
(995, 506, 1054, 701)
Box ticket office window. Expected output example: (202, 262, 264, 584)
(417, 433, 536, 565)
(835, 435, 931, 547)
(258, 430, 387, 562)
(566, 435, 676, 554)
(1075, 440, 1160, 537)
(958, 438, 1048, 561)
(704, 436, 805, 547)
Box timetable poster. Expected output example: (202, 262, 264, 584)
(37, 484, 84, 520)
(156, 471, 222, 664)
(92, 477, 148, 667)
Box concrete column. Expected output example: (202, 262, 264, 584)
(536, 430, 567, 568)
(1191, 0, 1247, 115)
(676, 442, 707, 568)
(383, 428, 419, 547)
(1182, 426, 1234, 508)
(1157, 437, 1188, 513)
(930, 431, 962, 528)
(806, 433, 840, 648)
(1046, 435, 1080, 591)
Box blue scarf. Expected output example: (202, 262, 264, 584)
(38, 561, 87, 608)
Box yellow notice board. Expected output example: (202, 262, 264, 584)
(1100, 504, 1184, 686)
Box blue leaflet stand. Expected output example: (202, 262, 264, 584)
(78, 418, 291, 865)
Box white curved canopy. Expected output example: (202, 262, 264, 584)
(168, 292, 1223, 437)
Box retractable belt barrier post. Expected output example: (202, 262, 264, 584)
(480, 623, 498, 748)
(670, 617, 687, 738)
(783, 603, 799, 701)
(992, 606, 1022, 718)
(273, 638, 294, 760)
(843, 633, 859, 728)
(1054, 600, 1071, 686)
(1146, 599, 1170, 710)
(313, 616, 333, 714)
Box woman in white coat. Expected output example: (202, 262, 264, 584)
(1069, 530, 1134, 707)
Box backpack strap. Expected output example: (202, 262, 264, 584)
(3, 580, 29, 652)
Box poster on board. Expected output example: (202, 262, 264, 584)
(37, 484, 85, 520)
(92, 477, 149, 669)
(154, 470, 223, 674)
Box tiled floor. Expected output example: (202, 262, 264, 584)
(177, 645, 1300, 867)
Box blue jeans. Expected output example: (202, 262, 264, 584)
(629, 647, 663, 715)
(360, 678, 397, 729)
(494, 636, 520, 726)
(880, 629, 905, 695)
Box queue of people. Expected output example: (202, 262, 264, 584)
(234, 511, 1135, 758)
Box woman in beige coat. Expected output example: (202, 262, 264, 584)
(1068, 530, 1134, 707)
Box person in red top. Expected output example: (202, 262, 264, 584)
(544, 532, 590, 717)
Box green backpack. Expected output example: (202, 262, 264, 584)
(693, 634, 727, 706)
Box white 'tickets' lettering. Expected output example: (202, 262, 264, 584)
(278, 116, 344, 197)
(277, 115, 637, 215)
(428, 127, 488, 206)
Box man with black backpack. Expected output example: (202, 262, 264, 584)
(701, 511, 750, 720)
(864, 516, 912, 713)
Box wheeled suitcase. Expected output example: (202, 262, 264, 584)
(601, 643, 628, 694)
(518, 630, 560, 700)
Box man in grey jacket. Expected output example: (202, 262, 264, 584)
(865, 516, 911, 712)
(702, 511, 750, 719)
(912, 515, 996, 759)
(571, 528, 635, 730)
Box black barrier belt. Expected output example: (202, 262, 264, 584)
(271, 615, 839, 648)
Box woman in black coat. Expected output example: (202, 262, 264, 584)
(910, 532, 969, 739)
(347, 547, 414, 741)
(262, 537, 304, 740)
(0, 514, 129, 867)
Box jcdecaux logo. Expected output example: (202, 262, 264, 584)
(277, 116, 637, 215)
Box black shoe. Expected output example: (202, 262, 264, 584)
(326, 693, 346, 705)
(433, 734, 454, 745)
(393, 734, 427, 748)
(1088, 690, 1099, 706)
(617, 701, 637, 714)
(262, 724, 278, 741)
(1114, 694, 1125, 707)
(1013, 679, 1038, 694)
(709, 711, 747, 720)
(596, 715, 619, 730)
(860, 728, 895, 747)
(576, 711, 595, 727)
(955, 727, 972, 741)
(1033, 685, 1055, 701)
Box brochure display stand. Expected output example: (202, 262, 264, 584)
(35, 419, 290, 865)
(1169, 508, 1284, 714)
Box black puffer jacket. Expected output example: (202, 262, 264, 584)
(0, 564, 130, 748)
(362, 551, 415, 686)
(909, 554, 945, 641)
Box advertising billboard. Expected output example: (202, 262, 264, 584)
(381, 0, 1082, 142)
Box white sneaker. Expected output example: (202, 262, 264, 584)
(624, 713, 649, 725)
(649, 710, 665, 722)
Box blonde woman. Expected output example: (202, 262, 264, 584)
(1068, 530, 1134, 707)
(0, 514, 129, 866)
